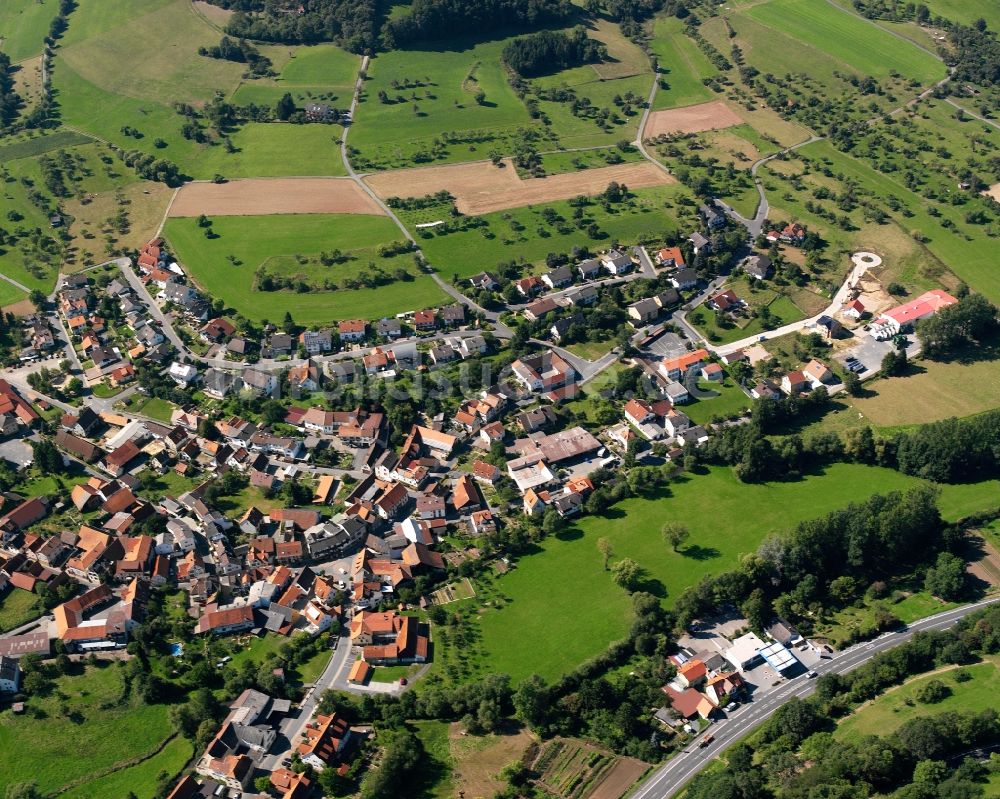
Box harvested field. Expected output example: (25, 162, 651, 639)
(589, 758, 649, 799)
(365, 159, 674, 215)
(531, 738, 648, 799)
(449, 722, 535, 799)
(167, 178, 386, 217)
(643, 100, 744, 137)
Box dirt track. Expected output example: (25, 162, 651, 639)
(167, 178, 387, 217)
(643, 100, 744, 137)
(365, 159, 674, 215)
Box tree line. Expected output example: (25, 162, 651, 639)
(686, 603, 1000, 799)
(501, 28, 607, 77)
(383, 0, 574, 48)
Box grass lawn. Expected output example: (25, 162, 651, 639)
(295, 648, 334, 685)
(19, 471, 90, 498)
(563, 339, 616, 360)
(683, 379, 753, 425)
(0, 663, 175, 796)
(743, 0, 945, 84)
(814, 590, 960, 646)
(688, 280, 810, 346)
(164, 214, 447, 324)
(215, 485, 288, 518)
(477, 463, 925, 682)
(371, 664, 418, 682)
(936, 480, 1000, 523)
(407, 184, 692, 278)
(836, 657, 1000, 740)
(351, 37, 538, 170)
(649, 16, 718, 110)
(0, 588, 44, 633)
(0, 281, 27, 309)
(0, 0, 59, 62)
(133, 396, 177, 423)
(852, 356, 1000, 427)
(61, 736, 194, 799)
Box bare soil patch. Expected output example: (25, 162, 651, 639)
(168, 178, 386, 217)
(365, 159, 674, 215)
(589, 757, 649, 799)
(967, 534, 1000, 589)
(983, 183, 1000, 203)
(192, 0, 234, 26)
(449, 722, 534, 799)
(643, 100, 744, 137)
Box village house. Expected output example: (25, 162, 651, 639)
(741, 254, 773, 280)
(515, 276, 544, 297)
(669, 268, 699, 290)
(655, 246, 685, 268)
(600, 249, 633, 275)
(576, 258, 602, 281)
(511, 352, 576, 394)
(376, 317, 402, 339)
(300, 329, 333, 354)
(803, 359, 835, 387)
(781, 370, 811, 395)
(542, 265, 573, 289)
(338, 319, 366, 343)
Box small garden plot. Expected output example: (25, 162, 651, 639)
(429, 578, 477, 606)
(532, 738, 642, 799)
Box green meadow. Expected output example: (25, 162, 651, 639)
(231, 43, 360, 108)
(477, 463, 929, 683)
(61, 737, 193, 799)
(164, 213, 448, 324)
(0, 0, 59, 62)
(798, 140, 1000, 304)
(350, 38, 538, 169)
(836, 657, 1000, 740)
(648, 16, 718, 110)
(403, 183, 693, 278)
(743, 0, 945, 84)
(0, 664, 176, 796)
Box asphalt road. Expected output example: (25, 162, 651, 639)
(631, 596, 1000, 799)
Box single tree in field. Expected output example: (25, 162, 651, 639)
(597, 537, 613, 570)
(611, 558, 643, 591)
(662, 522, 690, 552)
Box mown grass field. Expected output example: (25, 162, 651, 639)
(0, 587, 43, 632)
(852, 355, 1000, 427)
(405, 183, 693, 278)
(61, 736, 193, 799)
(477, 463, 928, 682)
(836, 657, 1000, 740)
(0, 664, 176, 795)
(231, 43, 359, 108)
(743, 0, 945, 84)
(350, 37, 538, 169)
(920, 0, 1000, 28)
(164, 214, 447, 323)
(51, 0, 344, 178)
(683, 379, 753, 424)
(648, 16, 717, 110)
(0, 0, 59, 62)
(0, 282, 27, 309)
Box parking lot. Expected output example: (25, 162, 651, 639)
(834, 331, 921, 377)
(645, 331, 691, 360)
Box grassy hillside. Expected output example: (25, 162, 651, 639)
(476, 463, 929, 682)
(164, 213, 448, 324)
(0, 0, 59, 62)
(744, 0, 944, 83)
